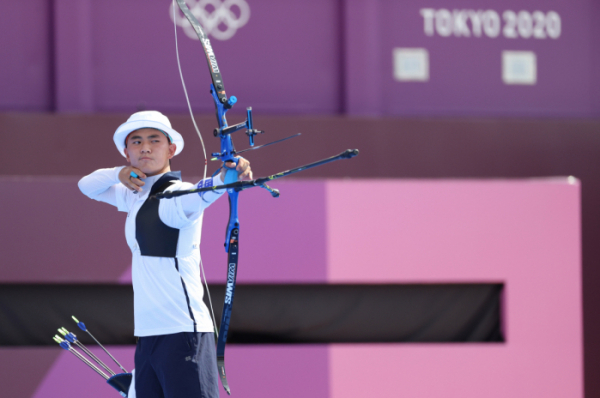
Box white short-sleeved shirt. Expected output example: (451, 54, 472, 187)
(78, 167, 224, 336)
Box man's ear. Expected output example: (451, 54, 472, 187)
(124, 147, 131, 163)
(168, 143, 177, 159)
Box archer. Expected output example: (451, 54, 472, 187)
(78, 110, 251, 398)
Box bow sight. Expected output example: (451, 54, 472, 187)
(209, 87, 264, 160)
(212, 103, 263, 147)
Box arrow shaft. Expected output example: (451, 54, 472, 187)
(85, 330, 128, 373)
(74, 340, 116, 375)
(68, 348, 110, 380)
(155, 149, 359, 199)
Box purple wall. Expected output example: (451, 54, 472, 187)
(3, 0, 343, 115)
(346, 0, 596, 117)
(0, 178, 327, 284)
(0, 0, 53, 111)
(1, 0, 599, 117)
(592, 1, 600, 114)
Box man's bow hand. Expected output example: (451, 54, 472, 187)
(221, 157, 252, 181)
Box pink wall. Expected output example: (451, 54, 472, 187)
(327, 179, 582, 397)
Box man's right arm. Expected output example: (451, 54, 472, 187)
(78, 167, 129, 211)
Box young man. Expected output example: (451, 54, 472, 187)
(78, 111, 251, 397)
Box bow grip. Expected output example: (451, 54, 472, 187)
(223, 165, 239, 253)
(223, 158, 239, 182)
(224, 168, 238, 185)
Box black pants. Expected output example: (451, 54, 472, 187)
(134, 332, 219, 398)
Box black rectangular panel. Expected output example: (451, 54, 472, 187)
(0, 283, 503, 345)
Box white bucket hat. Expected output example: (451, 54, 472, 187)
(113, 111, 184, 157)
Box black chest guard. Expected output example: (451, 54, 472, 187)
(136, 171, 182, 257)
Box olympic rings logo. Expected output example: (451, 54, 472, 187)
(170, 0, 250, 41)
